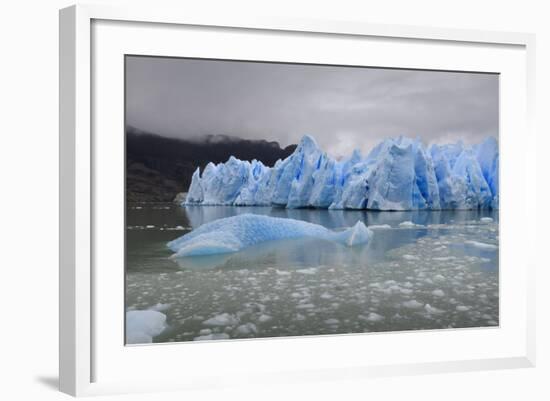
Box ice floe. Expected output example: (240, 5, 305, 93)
(402, 300, 424, 309)
(167, 214, 372, 257)
(202, 313, 239, 327)
(126, 310, 167, 344)
(464, 240, 498, 251)
(193, 333, 230, 341)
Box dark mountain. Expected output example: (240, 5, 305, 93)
(126, 127, 297, 202)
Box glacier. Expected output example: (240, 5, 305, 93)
(167, 214, 372, 257)
(184, 135, 499, 211)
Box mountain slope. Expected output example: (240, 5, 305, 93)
(126, 127, 297, 202)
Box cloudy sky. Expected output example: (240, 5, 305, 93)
(126, 56, 498, 158)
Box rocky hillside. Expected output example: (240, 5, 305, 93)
(126, 127, 297, 202)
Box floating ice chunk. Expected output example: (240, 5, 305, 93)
(324, 318, 340, 325)
(368, 224, 392, 230)
(432, 289, 445, 297)
(198, 328, 212, 336)
(193, 333, 230, 341)
(147, 303, 171, 312)
(296, 268, 318, 275)
(402, 300, 424, 309)
(243, 302, 266, 314)
(464, 240, 498, 251)
(258, 314, 272, 323)
(202, 313, 239, 327)
(363, 312, 384, 322)
(480, 217, 494, 223)
(168, 214, 372, 257)
(456, 305, 470, 312)
(235, 323, 258, 335)
(424, 304, 444, 314)
(403, 254, 419, 260)
(398, 221, 417, 228)
(126, 310, 167, 344)
(275, 269, 291, 276)
(432, 256, 456, 261)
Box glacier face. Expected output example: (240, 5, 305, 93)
(167, 214, 372, 257)
(184, 135, 499, 211)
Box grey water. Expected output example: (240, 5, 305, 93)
(126, 203, 499, 343)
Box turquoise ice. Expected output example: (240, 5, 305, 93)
(167, 214, 372, 257)
(185, 135, 498, 210)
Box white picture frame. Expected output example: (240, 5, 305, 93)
(59, 4, 536, 397)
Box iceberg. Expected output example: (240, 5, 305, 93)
(183, 135, 498, 210)
(167, 214, 372, 257)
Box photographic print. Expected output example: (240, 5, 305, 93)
(125, 56, 499, 344)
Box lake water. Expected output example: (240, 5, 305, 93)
(126, 203, 499, 343)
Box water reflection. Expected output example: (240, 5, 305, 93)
(183, 205, 498, 230)
(126, 203, 499, 343)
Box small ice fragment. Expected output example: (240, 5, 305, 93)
(365, 312, 384, 322)
(198, 328, 212, 336)
(456, 305, 470, 312)
(320, 292, 333, 300)
(275, 270, 291, 276)
(480, 217, 494, 223)
(235, 322, 258, 335)
(296, 268, 317, 275)
(432, 289, 445, 297)
(324, 318, 340, 325)
(202, 313, 239, 327)
(402, 300, 424, 309)
(193, 333, 230, 341)
(148, 303, 171, 312)
(258, 314, 272, 323)
(464, 240, 498, 251)
(369, 224, 392, 230)
(399, 221, 417, 228)
(424, 304, 444, 314)
(294, 313, 306, 321)
(403, 254, 419, 261)
(146, 225, 155, 229)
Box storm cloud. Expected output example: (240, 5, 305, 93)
(126, 56, 498, 158)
